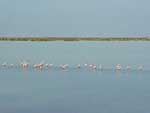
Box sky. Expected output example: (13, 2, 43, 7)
(0, 0, 150, 37)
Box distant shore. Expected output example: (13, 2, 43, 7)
(0, 37, 150, 41)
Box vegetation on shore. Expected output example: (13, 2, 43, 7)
(0, 37, 150, 41)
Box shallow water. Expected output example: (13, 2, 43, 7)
(0, 41, 150, 113)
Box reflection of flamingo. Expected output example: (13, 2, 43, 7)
(116, 64, 122, 70)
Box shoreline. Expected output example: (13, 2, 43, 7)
(0, 37, 150, 41)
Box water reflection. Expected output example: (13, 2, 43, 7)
(115, 70, 122, 79)
(126, 70, 131, 80)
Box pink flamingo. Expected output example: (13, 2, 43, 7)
(45, 64, 53, 69)
(2, 62, 7, 68)
(92, 65, 97, 70)
(10, 64, 14, 68)
(60, 64, 69, 70)
(116, 64, 122, 70)
(77, 64, 81, 69)
(33, 64, 38, 69)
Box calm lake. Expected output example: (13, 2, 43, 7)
(0, 41, 150, 113)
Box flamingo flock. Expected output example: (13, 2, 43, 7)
(0, 61, 145, 71)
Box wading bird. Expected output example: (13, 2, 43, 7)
(2, 62, 7, 68)
(116, 64, 122, 70)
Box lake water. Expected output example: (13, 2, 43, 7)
(0, 41, 150, 113)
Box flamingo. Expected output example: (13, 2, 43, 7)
(20, 61, 29, 69)
(77, 64, 81, 69)
(39, 65, 43, 70)
(33, 61, 45, 70)
(35, 61, 44, 70)
(116, 64, 122, 70)
(45, 64, 53, 69)
(23, 62, 29, 68)
(33, 64, 38, 69)
(2, 62, 7, 68)
(10, 64, 14, 68)
(92, 65, 97, 70)
(88, 64, 97, 70)
(60, 64, 69, 70)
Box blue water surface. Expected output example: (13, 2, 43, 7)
(0, 41, 150, 113)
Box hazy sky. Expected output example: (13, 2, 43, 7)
(0, 0, 150, 37)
